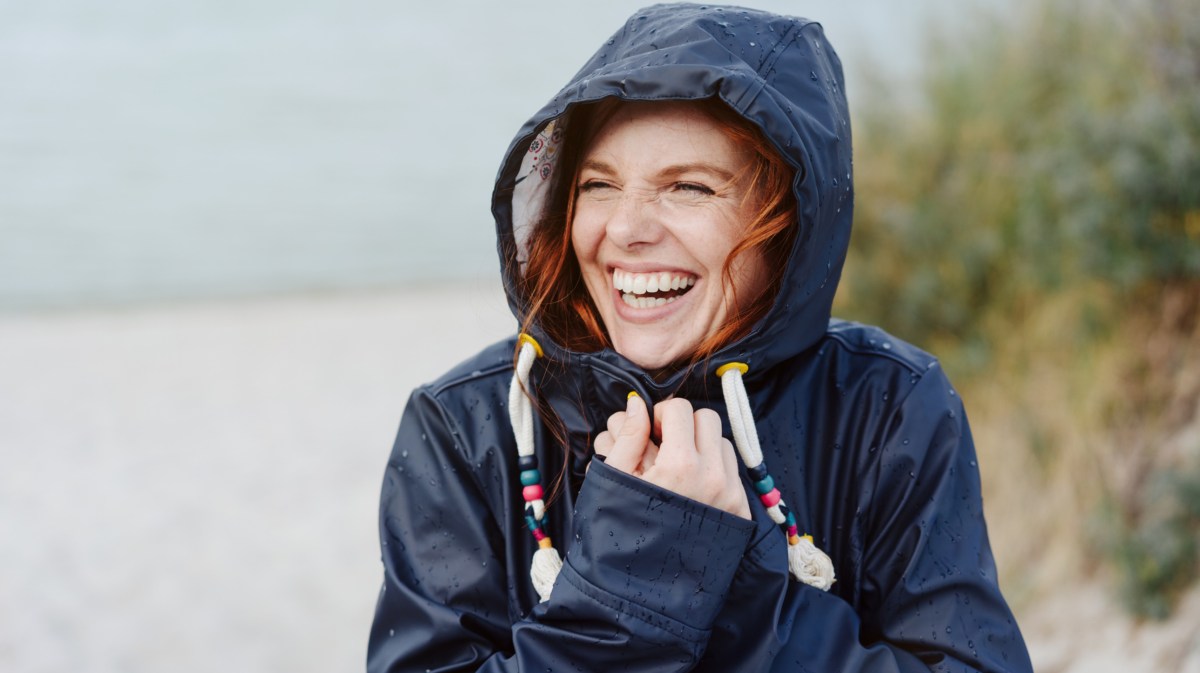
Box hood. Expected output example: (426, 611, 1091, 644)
(491, 3, 853, 394)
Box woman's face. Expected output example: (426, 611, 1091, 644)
(570, 102, 769, 370)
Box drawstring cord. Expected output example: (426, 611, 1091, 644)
(716, 363, 836, 591)
(508, 334, 562, 602)
(508, 335, 833, 601)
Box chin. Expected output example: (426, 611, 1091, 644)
(613, 332, 698, 372)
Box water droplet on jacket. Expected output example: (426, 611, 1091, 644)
(882, 342, 892, 350)
(902, 438, 911, 445)
(389, 628, 395, 637)
(401, 449, 409, 458)
(969, 460, 977, 467)
(869, 445, 878, 453)
(810, 71, 818, 81)
(749, 41, 756, 47)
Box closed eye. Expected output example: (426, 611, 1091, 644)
(578, 179, 616, 193)
(673, 182, 715, 195)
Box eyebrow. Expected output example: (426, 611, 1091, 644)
(579, 159, 737, 183)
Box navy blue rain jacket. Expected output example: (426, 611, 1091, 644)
(368, 4, 1033, 672)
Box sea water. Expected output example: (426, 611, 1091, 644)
(0, 0, 963, 313)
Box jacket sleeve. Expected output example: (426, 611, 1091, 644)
(711, 367, 1033, 673)
(367, 388, 758, 673)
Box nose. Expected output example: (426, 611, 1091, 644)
(605, 190, 666, 249)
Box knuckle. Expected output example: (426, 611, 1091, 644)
(661, 398, 693, 415)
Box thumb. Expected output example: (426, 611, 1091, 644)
(604, 394, 650, 474)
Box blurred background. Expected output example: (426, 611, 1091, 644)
(1, 0, 1197, 671)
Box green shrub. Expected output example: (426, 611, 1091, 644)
(841, 0, 1200, 370)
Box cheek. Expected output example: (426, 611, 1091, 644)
(569, 213, 601, 265)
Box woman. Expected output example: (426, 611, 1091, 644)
(368, 4, 1032, 672)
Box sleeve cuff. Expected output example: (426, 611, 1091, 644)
(562, 458, 756, 632)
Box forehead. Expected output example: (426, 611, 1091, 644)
(581, 101, 751, 171)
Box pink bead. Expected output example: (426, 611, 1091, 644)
(759, 488, 781, 507)
(787, 524, 799, 537)
(532, 527, 546, 541)
(523, 484, 544, 501)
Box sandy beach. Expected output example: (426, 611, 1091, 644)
(3, 283, 1198, 672)
(0, 282, 515, 672)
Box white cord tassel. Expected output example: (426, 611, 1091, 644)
(718, 363, 836, 591)
(509, 336, 563, 602)
(531, 547, 564, 602)
(790, 536, 836, 591)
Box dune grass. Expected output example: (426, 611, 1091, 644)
(836, 0, 1200, 617)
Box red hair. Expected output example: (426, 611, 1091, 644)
(517, 97, 798, 374)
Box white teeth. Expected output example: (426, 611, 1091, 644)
(611, 269, 696, 297)
(620, 293, 681, 308)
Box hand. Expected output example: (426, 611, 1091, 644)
(593, 397, 659, 477)
(594, 395, 750, 519)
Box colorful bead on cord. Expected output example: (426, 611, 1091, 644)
(520, 453, 552, 546)
(716, 361, 836, 590)
(509, 333, 563, 602)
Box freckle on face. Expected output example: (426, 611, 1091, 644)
(570, 101, 769, 370)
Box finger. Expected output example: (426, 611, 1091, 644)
(639, 440, 660, 474)
(718, 436, 740, 490)
(722, 436, 751, 519)
(654, 398, 696, 454)
(606, 410, 626, 437)
(604, 394, 650, 474)
(691, 407, 727, 475)
(593, 430, 613, 458)
(691, 408, 724, 456)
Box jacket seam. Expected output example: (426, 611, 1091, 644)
(860, 369, 947, 564)
(757, 21, 804, 77)
(824, 330, 934, 377)
(428, 360, 514, 397)
(411, 388, 503, 538)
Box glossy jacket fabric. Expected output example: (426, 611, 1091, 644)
(368, 4, 1033, 672)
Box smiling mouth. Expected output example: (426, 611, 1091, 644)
(612, 269, 697, 309)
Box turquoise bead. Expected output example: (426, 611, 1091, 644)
(754, 475, 775, 494)
(785, 511, 796, 527)
(520, 469, 541, 486)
